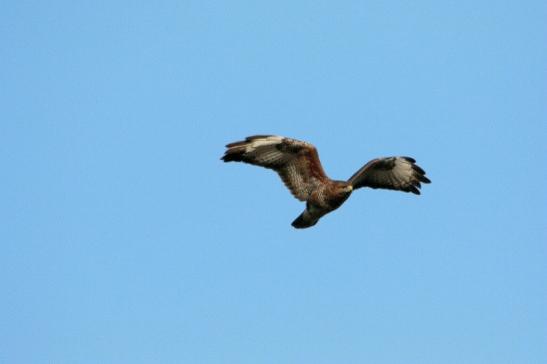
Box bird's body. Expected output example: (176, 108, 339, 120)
(222, 135, 430, 228)
(291, 180, 353, 228)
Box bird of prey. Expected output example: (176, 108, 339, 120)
(221, 135, 431, 229)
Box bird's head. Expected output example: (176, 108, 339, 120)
(335, 182, 353, 194)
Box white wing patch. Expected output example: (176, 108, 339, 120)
(244, 136, 284, 152)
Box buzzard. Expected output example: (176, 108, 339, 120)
(222, 135, 431, 229)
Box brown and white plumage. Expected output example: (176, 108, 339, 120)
(222, 135, 431, 228)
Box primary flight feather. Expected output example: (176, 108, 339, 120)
(222, 135, 431, 228)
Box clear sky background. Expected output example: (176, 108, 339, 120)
(1, 1, 546, 363)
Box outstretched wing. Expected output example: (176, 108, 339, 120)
(348, 157, 431, 194)
(221, 135, 329, 201)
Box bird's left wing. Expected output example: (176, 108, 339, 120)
(348, 157, 431, 194)
(222, 135, 329, 201)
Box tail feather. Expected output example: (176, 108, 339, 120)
(291, 211, 318, 229)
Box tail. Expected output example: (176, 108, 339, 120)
(291, 211, 318, 229)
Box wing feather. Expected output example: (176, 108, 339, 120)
(222, 135, 329, 201)
(348, 156, 431, 194)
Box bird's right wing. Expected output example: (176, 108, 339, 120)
(222, 135, 328, 201)
(348, 157, 431, 194)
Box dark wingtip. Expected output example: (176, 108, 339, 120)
(409, 160, 431, 184)
(409, 185, 421, 195)
(221, 151, 243, 162)
(411, 164, 425, 175)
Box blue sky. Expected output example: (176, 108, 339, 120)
(1, 0, 546, 363)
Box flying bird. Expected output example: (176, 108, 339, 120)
(222, 135, 431, 229)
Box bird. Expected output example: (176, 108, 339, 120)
(221, 135, 431, 229)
